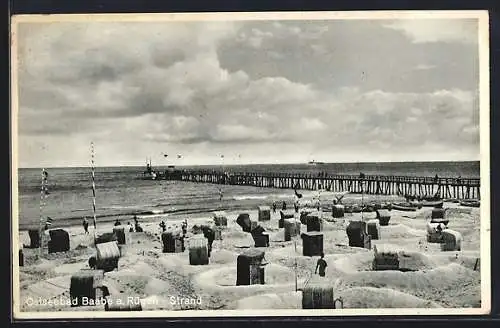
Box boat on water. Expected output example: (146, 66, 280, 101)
(307, 160, 325, 165)
(459, 200, 480, 208)
(142, 160, 159, 180)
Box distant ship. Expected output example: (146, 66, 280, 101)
(308, 160, 325, 165)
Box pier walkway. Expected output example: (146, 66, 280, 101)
(158, 170, 480, 200)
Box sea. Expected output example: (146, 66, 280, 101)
(16, 161, 480, 230)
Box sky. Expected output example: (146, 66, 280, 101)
(14, 16, 481, 168)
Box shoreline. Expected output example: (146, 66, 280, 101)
(18, 192, 406, 231)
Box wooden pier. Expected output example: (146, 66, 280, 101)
(161, 170, 480, 200)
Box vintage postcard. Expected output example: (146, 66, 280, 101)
(10, 11, 490, 319)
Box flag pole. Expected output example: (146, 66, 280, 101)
(294, 239, 298, 292)
(361, 174, 364, 222)
(39, 168, 47, 256)
(220, 154, 225, 209)
(91, 142, 97, 244)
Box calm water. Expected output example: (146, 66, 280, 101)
(17, 161, 479, 229)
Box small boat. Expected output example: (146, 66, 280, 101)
(307, 160, 325, 165)
(392, 203, 418, 212)
(420, 200, 444, 208)
(459, 200, 480, 208)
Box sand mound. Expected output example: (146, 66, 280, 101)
(53, 262, 88, 275)
(381, 224, 425, 239)
(336, 263, 480, 307)
(338, 287, 441, 308)
(269, 230, 286, 242)
(157, 253, 187, 269)
(446, 208, 473, 216)
(210, 263, 295, 287)
(236, 291, 301, 309)
(114, 260, 156, 277)
(331, 252, 375, 274)
(224, 230, 252, 239)
(210, 249, 238, 265)
(24, 275, 72, 300)
(225, 233, 255, 248)
(428, 252, 480, 270)
(144, 278, 171, 295)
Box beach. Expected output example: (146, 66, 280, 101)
(17, 196, 481, 312)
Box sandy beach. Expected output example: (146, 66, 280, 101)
(17, 198, 481, 312)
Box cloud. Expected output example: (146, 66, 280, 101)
(414, 64, 436, 71)
(383, 19, 478, 44)
(15, 19, 480, 166)
(237, 28, 273, 48)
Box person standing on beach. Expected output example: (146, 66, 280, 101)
(127, 222, 134, 232)
(315, 253, 328, 277)
(272, 201, 277, 213)
(82, 218, 89, 234)
(282, 201, 287, 211)
(202, 226, 215, 257)
(159, 221, 166, 232)
(182, 219, 188, 237)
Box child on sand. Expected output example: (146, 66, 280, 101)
(315, 253, 327, 277)
(127, 222, 134, 232)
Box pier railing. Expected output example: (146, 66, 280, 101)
(159, 170, 480, 200)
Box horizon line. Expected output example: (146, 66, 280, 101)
(17, 159, 480, 170)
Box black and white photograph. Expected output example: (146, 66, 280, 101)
(10, 11, 490, 318)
